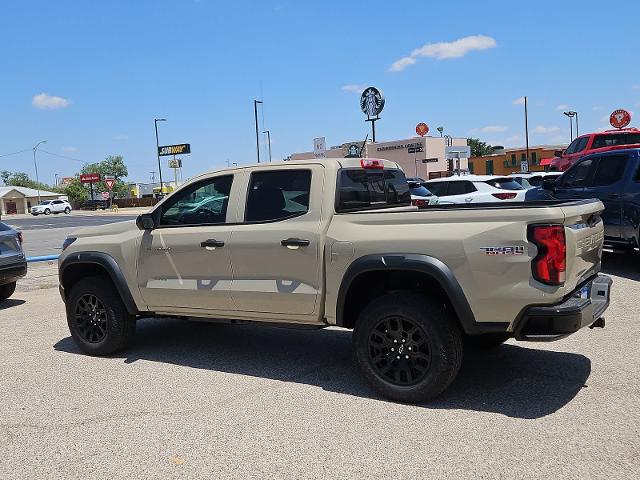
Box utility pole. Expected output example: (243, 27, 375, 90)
(154, 118, 166, 196)
(263, 130, 272, 162)
(254, 100, 263, 163)
(32, 140, 47, 204)
(524, 96, 530, 172)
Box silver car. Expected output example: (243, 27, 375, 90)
(0, 222, 27, 301)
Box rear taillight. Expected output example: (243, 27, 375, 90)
(492, 192, 517, 200)
(411, 199, 427, 208)
(528, 225, 566, 286)
(360, 159, 384, 169)
(16, 232, 23, 244)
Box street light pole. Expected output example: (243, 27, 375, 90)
(54, 173, 59, 186)
(154, 118, 166, 196)
(32, 140, 47, 204)
(263, 130, 272, 162)
(564, 111, 575, 142)
(254, 100, 263, 163)
(436, 126, 444, 137)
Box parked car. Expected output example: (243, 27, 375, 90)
(0, 222, 27, 301)
(31, 199, 72, 216)
(548, 128, 640, 171)
(79, 200, 108, 211)
(406, 176, 426, 183)
(424, 175, 527, 203)
(58, 157, 610, 403)
(510, 172, 562, 189)
(408, 181, 439, 207)
(542, 147, 640, 252)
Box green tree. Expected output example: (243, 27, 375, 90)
(81, 155, 129, 198)
(467, 138, 494, 157)
(63, 178, 89, 202)
(3, 171, 57, 192)
(0, 170, 10, 185)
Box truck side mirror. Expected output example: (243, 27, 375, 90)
(554, 150, 564, 158)
(136, 213, 156, 230)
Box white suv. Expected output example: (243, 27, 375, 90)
(424, 175, 526, 203)
(31, 199, 72, 216)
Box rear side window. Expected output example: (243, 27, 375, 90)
(246, 169, 311, 222)
(337, 169, 410, 212)
(484, 178, 524, 190)
(591, 133, 640, 149)
(588, 155, 628, 187)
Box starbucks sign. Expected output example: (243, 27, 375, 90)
(360, 87, 385, 118)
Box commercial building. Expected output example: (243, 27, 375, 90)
(468, 145, 567, 176)
(290, 135, 469, 179)
(0, 186, 66, 215)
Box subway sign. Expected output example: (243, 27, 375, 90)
(158, 143, 191, 156)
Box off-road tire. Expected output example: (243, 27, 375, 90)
(66, 276, 136, 355)
(353, 292, 463, 403)
(0, 282, 17, 301)
(463, 332, 511, 349)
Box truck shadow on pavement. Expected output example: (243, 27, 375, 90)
(0, 298, 26, 310)
(601, 251, 640, 281)
(54, 318, 590, 419)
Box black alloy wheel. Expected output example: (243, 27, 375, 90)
(74, 294, 108, 343)
(368, 315, 432, 386)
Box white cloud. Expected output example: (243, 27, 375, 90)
(341, 84, 367, 93)
(481, 125, 508, 133)
(512, 97, 525, 106)
(389, 56, 416, 72)
(32, 93, 71, 109)
(555, 104, 569, 111)
(113, 134, 128, 141)
(63, 146, 78, 153)
(632, 85, 640, 90)
(532, 125, 561, 134)
(389, 34, 496, 72)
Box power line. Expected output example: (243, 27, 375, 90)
(0, 148, 31, 158)
(40, 149, 87, 163)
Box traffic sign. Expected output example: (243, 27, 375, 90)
(104, 178, 116, 190)
(80, 173, 100, 183)
(313, 137, 326, 158)
(416, 123, 429, 137)
(610, 109, 631, 129)
(445, 145, 472, 159)
(101, 192, 110, 200)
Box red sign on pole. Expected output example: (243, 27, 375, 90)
(80, 173, 100, 183)
(104, 178, 116, 190)
(101, 192, 110, 200)
(416, 123, 429, 137)
(610, 109, 631, 129)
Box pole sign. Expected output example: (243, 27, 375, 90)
(168, 159, 182, 168)
(104, 177, 116, 191)
(416, 123, 429, 137)
(445, 145, 471, 159)
(313, 137, 327, 158)
(80, 173, 100, 183)
(101, 192, 110, 200)
(521, 160, 529, 173)
(158, 144, 191, 156)
(360, 87, 385, 118)
(610, 109, 631, 129)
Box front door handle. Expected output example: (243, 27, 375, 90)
(200, 239, 225, 248)
(281, 238, 310, 247)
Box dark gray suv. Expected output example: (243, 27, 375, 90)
(0, 222, 27, 300)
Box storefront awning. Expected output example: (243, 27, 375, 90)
(540, 158, 554, 166)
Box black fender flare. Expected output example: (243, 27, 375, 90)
(336, 253, 506, 335)
(59, 251, 140, 315)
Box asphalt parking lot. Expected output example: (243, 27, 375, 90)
(0, 253, 638, 479)
(3, 212, 138, 257)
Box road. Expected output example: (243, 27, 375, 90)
(3, 213, 137, 257)
(0, 253, 638, 479)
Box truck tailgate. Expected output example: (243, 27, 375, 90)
(561, 199, 605, 292)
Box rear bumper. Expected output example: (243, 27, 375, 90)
(514, 274, 612, 341)
(0, 261, 27, 285)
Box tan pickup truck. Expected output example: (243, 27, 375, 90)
(58, 158, 611, 402)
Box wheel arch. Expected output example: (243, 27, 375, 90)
(59, 252, 140, 315)
(336, 254, 481, 335)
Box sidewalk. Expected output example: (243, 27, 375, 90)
(4, 206, 150, 220)
(16, 261, 59, 292)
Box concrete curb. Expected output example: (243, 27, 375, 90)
(26, 255, 60, 263)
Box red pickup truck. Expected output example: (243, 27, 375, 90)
(549, 128, 640, 171)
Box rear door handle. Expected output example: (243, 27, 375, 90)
(200, 239, 225, 248)
(281, 238, 310, 247)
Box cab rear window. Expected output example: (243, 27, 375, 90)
(591, 133, 640, 149)
(337, 169, 411, 212)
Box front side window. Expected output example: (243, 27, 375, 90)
(447, 181, 476, 196)
(588, 155, 628, 187)
(246, 169, 311, 222)
(160, 175, 233, 226)
(564, 138, 582, 155)
(558, 158, 595, 188)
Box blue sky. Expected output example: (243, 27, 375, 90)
(2, 0, 639, 184)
